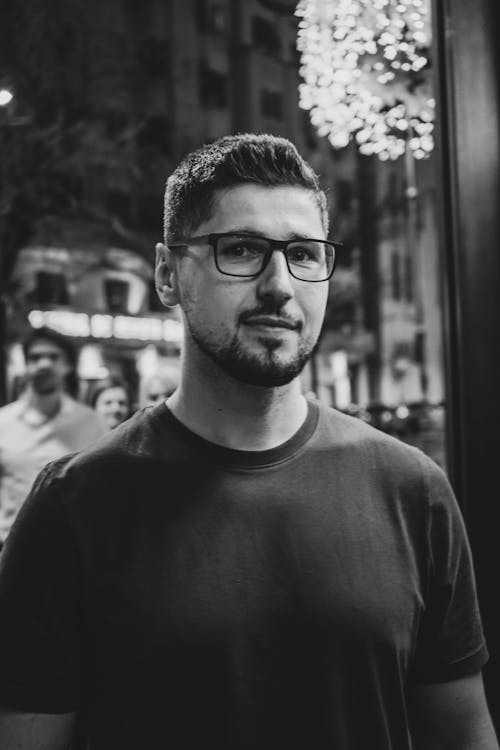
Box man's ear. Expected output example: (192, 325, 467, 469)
(155, 243, 179, 308)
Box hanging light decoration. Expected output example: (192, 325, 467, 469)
(296, 0, 435, 160)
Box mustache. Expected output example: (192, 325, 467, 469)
(239, 306, 302, 329)
(33, 368, 56, 379)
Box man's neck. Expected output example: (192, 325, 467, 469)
(22, 388, 64, 424)
(167, 358, 308, 452)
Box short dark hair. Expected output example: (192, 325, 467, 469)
(23, 326, 76, 370)
(163, 133, 329, 242)
(86, 375, 130, 409)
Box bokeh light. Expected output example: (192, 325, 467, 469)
(295, 0, 434, 160)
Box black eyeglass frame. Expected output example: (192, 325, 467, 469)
(167, 232, 341, 282)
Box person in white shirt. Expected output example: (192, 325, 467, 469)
(0, 326, 107, 546)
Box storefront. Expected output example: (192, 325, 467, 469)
(4, 223, 182, 407)
(6, 307, 182, 408)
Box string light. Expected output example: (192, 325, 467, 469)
(296, 0, 434, 160)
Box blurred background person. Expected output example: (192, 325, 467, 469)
(143, 371, 179, 407)
(0, 327, 107, 549)
(87, 376, 131, 430)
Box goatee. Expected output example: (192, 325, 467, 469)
(189, 326, 314, 387)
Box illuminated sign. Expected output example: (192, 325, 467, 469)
(28, 309, 183, 343)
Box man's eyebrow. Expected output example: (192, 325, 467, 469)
(224, 228, 264, 236)
(226, 229, 316, 240)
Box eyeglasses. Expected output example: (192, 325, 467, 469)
(168, 232, 340, 282)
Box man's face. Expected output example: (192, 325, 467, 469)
(169, 184, 329, 387)
(24, 339, 71, 395)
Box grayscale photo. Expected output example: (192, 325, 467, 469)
(0, 0, 498, 748)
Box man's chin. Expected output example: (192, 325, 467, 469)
(216, 347, 310, 388)
(189, 326, 315, 388)
(231, 369, 300, 388)
(32, 382, 59, 396)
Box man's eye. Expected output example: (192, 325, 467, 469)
(288, 246, 316, 263)
(290, 248, 309, 260)
(222, 242, 262, 258)
(229, 244, 250, 256)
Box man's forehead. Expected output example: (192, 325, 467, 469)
(202, 184, 325, 235)
(27, 340, 67, 357)
(212, 183, 319, 207)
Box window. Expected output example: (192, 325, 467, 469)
(135, 116, 171, 154)
(329, 300, 357, 329)
(404, 254, 413, 302)
(107, 190, 131, 223)
(252, 16, 281, 55)
(104, 110, 129, 138)
(196, 0, 227, 34)
(260, 89, 283, 119)
(196, 0, 207, 30)
(391, 251, 401, 300)
(336, 179, 353, 215)
(137, 192, 163, 228)
(33, 272, 69, 306)
(290, 41, 301, 68)
(198, 59, 228, 108)
(136, 37, 169, 78)
(414, 330, 426, 366)
(302, 109, 317, 150)
(105, 279, 130, 314)
(387, 173, 400, 215)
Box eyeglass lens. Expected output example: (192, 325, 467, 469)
(215, 235, 334, 280)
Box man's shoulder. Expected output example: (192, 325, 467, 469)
(314, 402, 450, 509)
(316, 401, 398, 444)
(49, 405, 160, 475)
(315, 402, 433, 475)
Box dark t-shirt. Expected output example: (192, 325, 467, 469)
(0, 400, 488, 749)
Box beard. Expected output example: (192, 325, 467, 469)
(31, 370, 60, 395)
(187, 320, 316, 387)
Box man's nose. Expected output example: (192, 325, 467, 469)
(256, 250, 294, 304)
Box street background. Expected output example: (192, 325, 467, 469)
(0, 0, 447, 466)
(1, 0, 499, 726)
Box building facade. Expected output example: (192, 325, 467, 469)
(4, 0, 443, 439)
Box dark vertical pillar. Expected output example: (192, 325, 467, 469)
(228, 0, 250, 132)
(0, 297, 7, 406)
(357, 153, 382, 402)
(433, 0, 500, 726)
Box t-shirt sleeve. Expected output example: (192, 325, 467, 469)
(0, 461, 83, 712)
(409, 456, 489, 684)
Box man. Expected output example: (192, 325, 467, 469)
(0, 134, 497, 749)
(0, 326, 107, 547)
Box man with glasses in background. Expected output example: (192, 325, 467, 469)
(0, 133, 497, 749)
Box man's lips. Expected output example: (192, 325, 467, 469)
(243, 315, 300, 330)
